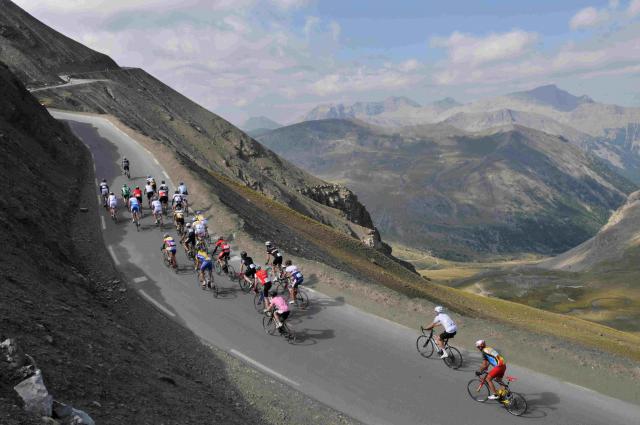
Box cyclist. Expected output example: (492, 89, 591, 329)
(161, 233, 178, 269)
(178, 181, 188, 195)
(171, 191, 183, 211)
(265, 241, 283, 274)
(181, 223, 196, 256)
(132, 186, 143, 209)
(146, 175, 157, 192)
(254, 265, 272, 309)
(193, 215, 207, 242)
(195, 249, 213, 289)
(265, 290, 290, 332)
(283, 260, 304, 304)
(145, 181, 155, 208)
(151, 196, 163, 226)
(122, 157, 129, 176)
(424, 306, 457, 359)
(240, 251, 257, 288)
(475, 340, 507, 400)
(158, 182, 169, 213)
(98, 179, 109, 207)
(173, 207, 186, 233)
(121, 183, 131, 204)
(107, 192, 118, 219)
(211, 236, 231, 272)
(128, 194, 141, 223)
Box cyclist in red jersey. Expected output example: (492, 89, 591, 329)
(211, 236, 231, 272)
(254, 266, 272, 309)
(132, 186, 143, 209)
(475, 340, 507, 400)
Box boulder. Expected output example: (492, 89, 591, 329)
(14, 370, 53, 417)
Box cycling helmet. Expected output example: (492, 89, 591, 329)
(217, 236, 223, 241)
(265, 241, 272, 246)
(161, 180, 165, 184)
(285, 260, 292, 266)
(174, 190, 179, 194)
(163, 233, 170, 238)
(102, 179, 107, 182)
(434, 306, 444, 314)
(269, 290, 278, 298)
(122, 183, 128, 187)
(186, 223, 192, 228)
(180, 182, 184, 185)
(123, 157, 127, 160)
(240, 251, 247, 258)
(147, 175, 151, 178)
(109, 192, 114, 195)
(255, 265, 262, 270)
(475, 340, 485, 348)
(136, 186, 140, 189)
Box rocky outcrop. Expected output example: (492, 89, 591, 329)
(361, 228, 392, 255)
(300, 184, 374, 228)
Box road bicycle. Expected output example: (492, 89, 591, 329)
(467, 371, 527, 416)
(213, 256, 235, 278)
(262, 310, 296, 343)
(416, 327, 463, 369)
(198, 268, 218, 297)
(232, 271, 252, 293)
(110, 206, 119, 223)
(122, 165, 130, 179)
(161, 250, 178, 274)
(269, 268, 310, 309)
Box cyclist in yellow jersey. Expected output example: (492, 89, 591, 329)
(195, 249, 213, 289)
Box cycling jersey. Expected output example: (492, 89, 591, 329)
(163, 236, 177, 252)
(159, 189, 168, 199)
(174, 211, 184, 221)
(145, 184, 154, 194)
(178, 184, 188, 195)
(481, 347, 505, 367)
(151, 199, 162, 213)
(194, 222, 206, 235)
(172, 194, 183, 205)
(285, 265, 299, 274)
(434, 313, 457, 333)
(129, 197, 140, 212)
(159, 184, 169, 192)
(121, 187, 131, 197)
(132, 188, 142, 198)
(196, 250, 210, 262)
(214, 239, 231, 253)
(256, 269, 271, 285)
(270, 296, 290, 314)
(241, 257, 254, 268)
(122, 160, 129, 168)
(99, 183, 109, 194)
(107, 194, 118, 207)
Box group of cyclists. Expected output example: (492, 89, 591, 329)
(424, 306, 507, 400)
(101, 157, 304, 333)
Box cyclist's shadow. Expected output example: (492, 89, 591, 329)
(519, 391, 559, 419)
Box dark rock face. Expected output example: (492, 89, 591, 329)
(300, 184, 375, 229)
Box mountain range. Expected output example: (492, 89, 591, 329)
(241, 115, 282, 132)
(256, 119, 635, 259)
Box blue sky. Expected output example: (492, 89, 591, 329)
(14, 0, 640, 125)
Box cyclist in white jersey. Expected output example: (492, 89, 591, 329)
(424, 306, 458, 359)
(151, 196, 163, 225)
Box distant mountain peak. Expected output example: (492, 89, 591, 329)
(242, 116, 281, 131)
(431, 97, 462, 110)
(301, 96, 420, 122)
(509, 84, 594, 111)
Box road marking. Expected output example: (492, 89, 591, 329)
(564, 381, 596, 393)
(138, 289, 176, 317)
(94, 178, 98, 186)
(93, 162, 96, 172)
(133, 276, 148, 283)
(97, 195, 102, 205)
(230, 349, 300, 387)
(162, 171, 170, 180)
(100, 216, 106, 230)
(154, 158, 160, 165)
(107, 245, 120, 265)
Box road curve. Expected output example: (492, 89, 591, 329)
(51, 109, 640, 425)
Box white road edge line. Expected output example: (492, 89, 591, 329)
(154, 158, 160, 165)
(563, 381, 596, 393)
(100, 216, 106, 230)
(97, 195, 102, 205)
(107, 245, 120, 265)
(162, 171, 170, 180)
(138, 289, 176, 317)
(133, 276, 148, 283)
(230, 349, 300, 387)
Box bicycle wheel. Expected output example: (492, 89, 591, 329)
(505, 392, 527, 416)
(162, 253, 170, 268)
(295, 289, 309, 309)
(443, 346, 463, 369)
(211, 283, 219, 298)
(253, 292, 264, 312)
(262, 315, 277, 335)
(226, 264, 235, 278)
(238, 275, 251, 293)
(214, 261, 222, 275)
(283, 323, 296, 344)
(467, 379, 490, 402)
(416, 335, 435, 358)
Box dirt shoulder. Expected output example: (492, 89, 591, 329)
(97, 113, 640, 405)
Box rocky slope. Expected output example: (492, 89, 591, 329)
(0, 0, 118, 86)
(257, 119, 635, 259)
(539, 190, 640, 272)
(0, 1, 382, 246)
(0, 62, 265, 424)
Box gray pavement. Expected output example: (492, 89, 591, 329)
(51, 110, 640, 425)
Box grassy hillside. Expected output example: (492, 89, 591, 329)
(258, 119, 635, 259)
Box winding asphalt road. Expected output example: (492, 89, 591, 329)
(51, 110, 640, 425)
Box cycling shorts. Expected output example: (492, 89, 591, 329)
(488, 364, 506, 380)
(131, 205, 140, 213)
(146, 191, 154, 199)
(261, 281, 272, 296)
(135, 196, 142, 203)
(272, 256, 283, 266)
(244, 268, 256, 277)
(166, 247, 176, 254)
(153, 208, 162, 215)
(109, 201, 117, 208)
(174, 201, 183, 209)
(200, 260, 212, 272)
(123, 164, 129, 170)
(175, 216, 185, 224)
(160, 196, 168, 203)
(218, 251, 230, 260)
(440, 331, 456, 341)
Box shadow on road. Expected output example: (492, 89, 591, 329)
(519, 391, 560, 419)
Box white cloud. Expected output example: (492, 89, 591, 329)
(270, 0, 310, 10)
(329, 20, 341, 41)
(432, 30, 538, 66)
(630, 0, 640, 17)
(310, 68, 419, 96)
(304, 16, 320, 36)
(398, 59, 420, 72)
(569, 7, 609, 30)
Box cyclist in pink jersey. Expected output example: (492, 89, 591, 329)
(266, 291, 290, 330)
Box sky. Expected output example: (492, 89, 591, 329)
(12, 0, 640, 126)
